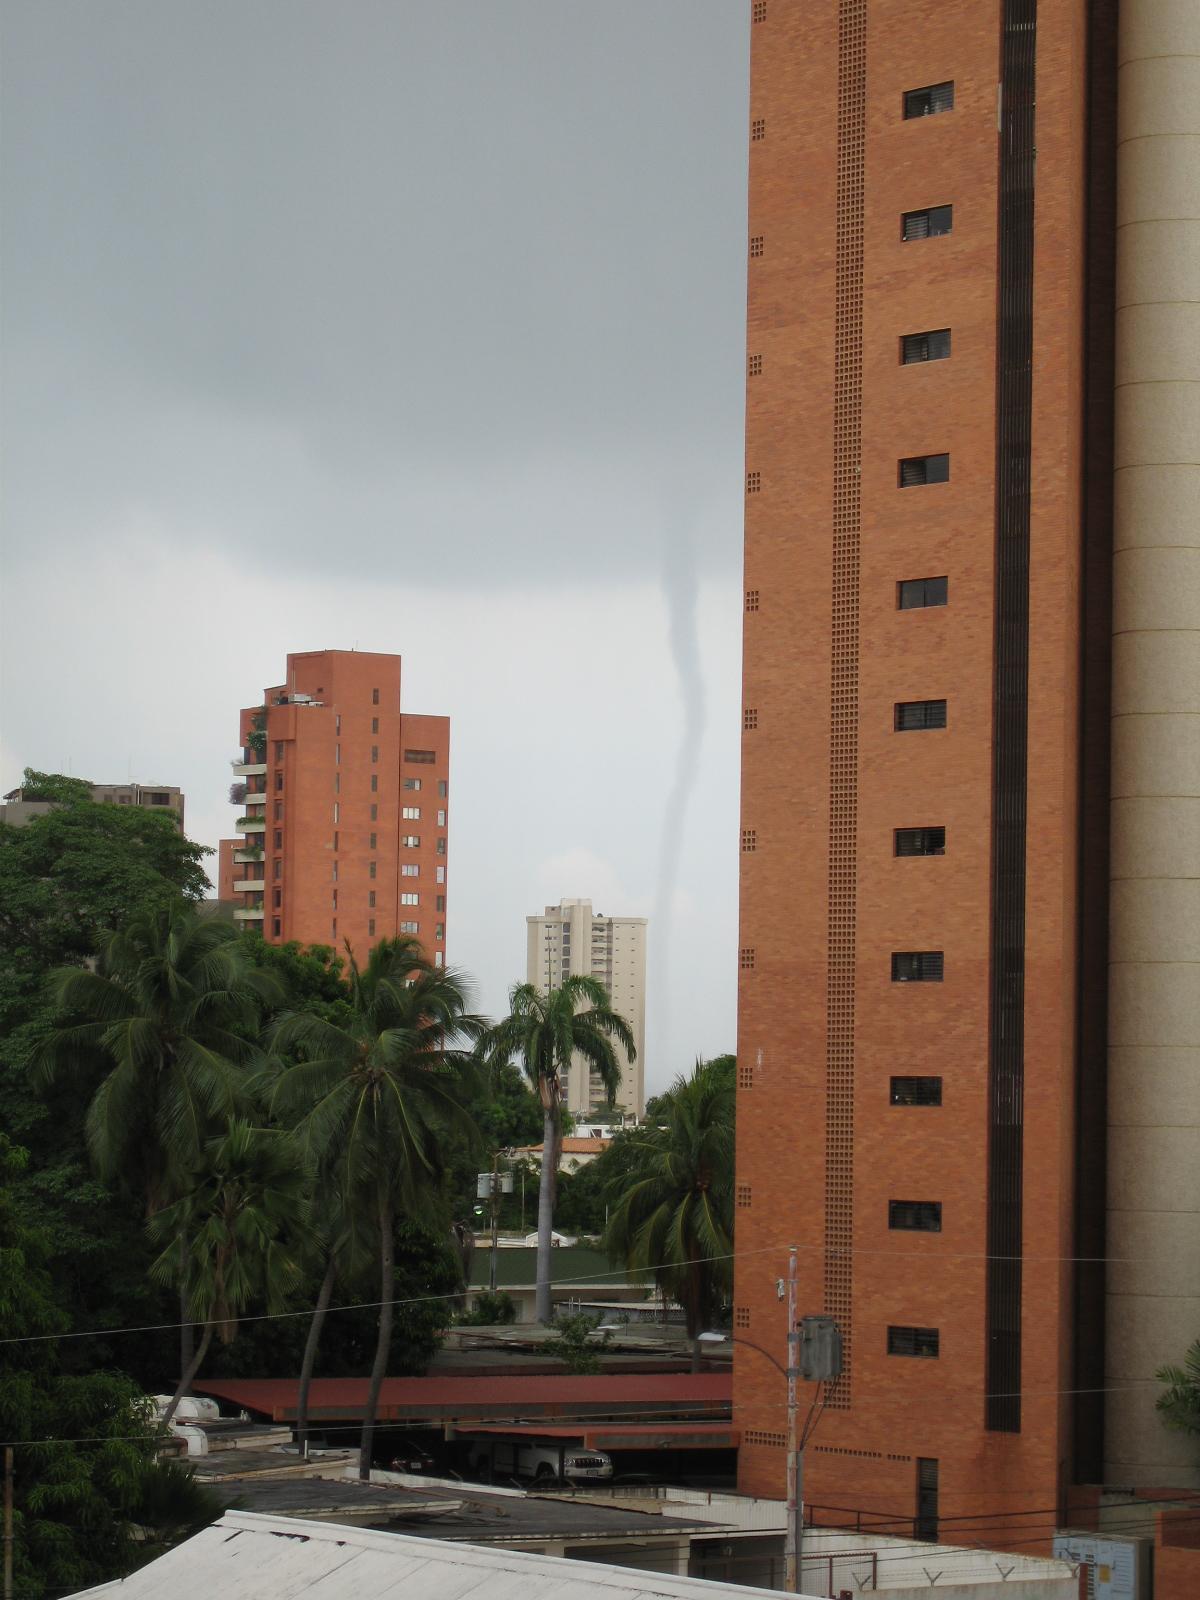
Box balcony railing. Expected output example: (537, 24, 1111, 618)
(231, 759, 267, 776)
(233, 878, 265, 894)
(233, 906, 265, 921)
(235, 816, 266, 833)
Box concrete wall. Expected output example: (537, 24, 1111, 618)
(1105, 0, 1200, 1488)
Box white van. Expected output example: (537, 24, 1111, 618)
(466, 1438, 613, 1484)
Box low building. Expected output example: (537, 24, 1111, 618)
(1, 780, 185, 830)
(512, 1137, 612, 1174)
(466, 1243, 645, 1323)
(70, 1509, 813, 1599)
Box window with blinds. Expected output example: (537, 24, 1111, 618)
(901, 328, 951, 364)
(889, 1200, 943, 1232)
(892, 950, 945, 982)
(904, 81, 954, 118)
(898, 576, 948, 609)
(902, 205, 953, 240)
(894, 826, 946, 856)
(894, 699, 947, 731)
(891, 1076, 943, 1106)
(888, 1325, 940, 1358)
(899, 453, 950, 486)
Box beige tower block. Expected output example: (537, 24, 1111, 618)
(1106, 0, 1200, 1488)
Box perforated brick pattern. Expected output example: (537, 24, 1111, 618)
(822, 0, 867, 1412)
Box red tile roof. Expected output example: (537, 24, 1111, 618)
(196, 1372, 731, 1425)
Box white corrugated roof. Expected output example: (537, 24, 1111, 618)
(73, 1510, 818, 1599)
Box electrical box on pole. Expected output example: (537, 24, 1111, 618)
(799, 1315, 843, 1382)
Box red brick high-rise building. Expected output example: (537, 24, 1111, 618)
(219, 650, 450, 964)
(735, 0, 1199, 1548)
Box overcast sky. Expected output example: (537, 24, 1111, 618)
(1, 2, 750, 1094)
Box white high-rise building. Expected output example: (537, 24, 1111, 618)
(526, 898, 647, 1118)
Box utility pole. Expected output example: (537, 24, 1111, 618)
(477, 1153, 514, 1294)
(784, 1246, 800, 1593)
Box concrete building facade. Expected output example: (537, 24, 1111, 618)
(218, 650, 449, 963)
(1, 781, 185, 831)
(526, 898, 647, 1117)
(733, 0, 1199, 1540)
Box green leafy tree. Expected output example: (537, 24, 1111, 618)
(0, 783, 218, 1389)
(603, 1056, 734, 1369)
(1156, 1338, 1200, 1441)
(0, 1136, 221, 1597)
(482, 977, 635, 1324)
(10, 767, 95, 804)
(543, 1312, 612, 1375)
(268, 938, 482, 1477)
(149, 1120, 310, 1423)
(34, 904, 274, 1389)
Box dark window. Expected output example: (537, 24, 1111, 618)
(917, 1459, 940, 1540)
(436, 838, 446, 855)
(371, 746, 379, 763)
(275, 771, 284, 790)
(899, 453, 950, 486)
(901, 328, 951, 364)
(895, 826, 946, 856)
(370, 804, 378, 820)
(438, 780, 448, 799)
(370, 832, 377, 849)
(275, 741, 285, 760)
(273, 918, 281, 937)
(891, 1076, 943, 1106)
(902, 205, 953, 240)
(404, 778, 421, 791)
(372, 688, 380, 705)
(274, 800, 283, 820)
(273, 888, 281, 907)
(274, 830, 283, 849)
(147, 792, 171, 805)
(888, 1325, 940, 1358)
(436, 895, 446, 913)
(371, 717, 379, 734)
(369, 918, 376, 937)
(369, 861, 377, 880)
(899, 576, 949, 609)
(368, 891, 376, 908)
(371, 775, 378, 793)
(892, 950, 945, 982)
(895, 699, 947, 731)
(405, 748, 436, 765)
(904, 81, 954, 118)
(436, 923, 445, 940)
(273, 858, 282, 880)
(889, 1200, 943, 1232)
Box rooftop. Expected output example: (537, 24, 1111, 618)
(74, 1510, 803, 1599)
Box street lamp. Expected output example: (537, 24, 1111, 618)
(703, 1247, 842, 1595)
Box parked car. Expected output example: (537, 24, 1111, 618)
(465, 1438, 613, 1484)
(389, 1436, 436, 1474)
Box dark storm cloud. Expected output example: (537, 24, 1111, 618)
(2, 0, 748, 584)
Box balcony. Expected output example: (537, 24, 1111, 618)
(231, 760, 267, 777)
(235, 816, 266, 833)
(233, 849, 263, 864)
(233, 878, 265, 894)
(245, 791, 267, 807)
(233, 906, 265, 921)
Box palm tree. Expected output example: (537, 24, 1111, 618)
(150, 1119, 310, 1424)
(1156, 1338, 1200, 1439)
(484, 977, 635, 1324)
(267, 938, 482, 1479)
(33, 904, 273, 1386)
(603, 1056, 734, 1370)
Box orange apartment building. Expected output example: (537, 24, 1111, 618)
(735, 0, 1198, 1554)
(218, 650, 450, 964)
